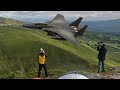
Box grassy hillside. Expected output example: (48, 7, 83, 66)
(0, 26, 119, 79)
(0, 17, 23, 26)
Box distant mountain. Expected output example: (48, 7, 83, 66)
(0, 17, 24, 26)
(80, 19, 120, 33)
(2, 16, 119, 33)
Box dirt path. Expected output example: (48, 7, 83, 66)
(84, 66, 120, 79)
(32, 77, 44, 79)
(31, 67, 120, 79)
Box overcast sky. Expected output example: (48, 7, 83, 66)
(0, 11, 120, 22)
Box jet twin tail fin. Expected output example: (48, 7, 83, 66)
(69, 17, 83, 27)
(74, 25, 88, 37)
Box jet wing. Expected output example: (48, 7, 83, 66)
(54, 27, 79, 45)
(51, 14, 67, 24)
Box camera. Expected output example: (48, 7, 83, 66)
(97, 41, 104, 47)
(98, 41, 103, 44)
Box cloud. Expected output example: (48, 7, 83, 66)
(0, 11, 120, 22)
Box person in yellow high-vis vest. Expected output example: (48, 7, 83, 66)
(38, 52, 48, 77)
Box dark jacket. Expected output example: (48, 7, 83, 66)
(97, 45, 107, 61)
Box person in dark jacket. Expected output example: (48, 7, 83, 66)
(97, 43, 107, 73)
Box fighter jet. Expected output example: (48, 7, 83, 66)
(23, 14, 88, 45)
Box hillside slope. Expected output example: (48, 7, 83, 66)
(0, 17, 23, 26)
(0, 26, 119, 79)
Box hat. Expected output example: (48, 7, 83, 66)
(40, 48, 45, 54)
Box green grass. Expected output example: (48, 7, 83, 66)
(0, 26, 119, 79)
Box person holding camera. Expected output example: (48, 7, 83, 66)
(38, 48, 48, 77)
(97, 41, 107, 73)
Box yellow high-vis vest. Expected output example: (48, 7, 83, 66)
(38, 55, 45, 64)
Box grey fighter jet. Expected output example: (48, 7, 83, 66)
(23, 14, 88, 45)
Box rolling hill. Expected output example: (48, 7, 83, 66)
(0, 25, 119, 79)
(0, 17, 23, 26)
(81, 19, 120, 33)
(0, 17, 119, 79)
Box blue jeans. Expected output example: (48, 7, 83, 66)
(98, 60, 105, 73)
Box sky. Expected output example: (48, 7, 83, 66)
(0, 11, 120, 22)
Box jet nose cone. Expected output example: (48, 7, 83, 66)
(22, 25, 26, 27)
(22, 24, 30, 28)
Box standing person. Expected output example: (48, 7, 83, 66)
(38, 48, 48, 77)
(97, 42, 107, 73)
